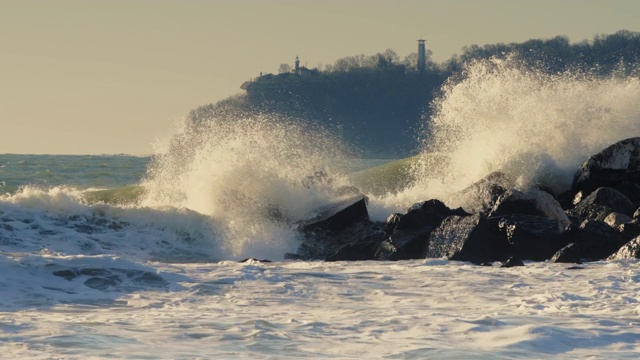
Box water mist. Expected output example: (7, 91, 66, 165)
(141, 112, 353, 259)
(372, 56, 640, 215)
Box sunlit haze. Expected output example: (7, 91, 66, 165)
(1, 0, 638, 155)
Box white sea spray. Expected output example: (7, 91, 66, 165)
(141, 112, 354, 259)
(369, 57, 640, 217)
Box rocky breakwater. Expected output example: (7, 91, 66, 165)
(289, 137, 640, 264)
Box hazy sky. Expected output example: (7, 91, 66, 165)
(1, 0, 638, 155)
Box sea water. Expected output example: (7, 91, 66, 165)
(2, 58, 640, 358)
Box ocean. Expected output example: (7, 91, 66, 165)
(2, 58, 640, 358)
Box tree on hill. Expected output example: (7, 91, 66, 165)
(278, 63, 292, 74)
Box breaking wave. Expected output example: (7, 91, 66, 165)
(140, 112, 356, 259)
(371, 56, 640, 214)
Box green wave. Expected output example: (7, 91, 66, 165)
(83, 185, 146, 205)
(348, 156, 419, 196)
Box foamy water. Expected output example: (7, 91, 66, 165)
(2, 256, 640, 359)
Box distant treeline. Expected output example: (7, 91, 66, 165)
(449, 30, 640, 76)
(190, 30, 640, 157)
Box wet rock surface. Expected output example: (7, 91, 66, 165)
(290, 137, 640, 265)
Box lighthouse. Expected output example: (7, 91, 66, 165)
(418, 39, 426, 73)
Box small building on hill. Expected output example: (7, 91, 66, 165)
(294, 56, 319, 76)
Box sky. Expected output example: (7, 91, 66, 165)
(1, 0, 639, 155)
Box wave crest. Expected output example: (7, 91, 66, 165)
(374, 56, 640, 212)
(141, 112, 353, 258)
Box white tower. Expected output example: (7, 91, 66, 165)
(418, 39, 426, 73)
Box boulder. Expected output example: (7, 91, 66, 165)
(299, 220, 386, 261)
(608, 236, 640, 260)
(376, 199, 468, 261)
(568, 187, 636, 222)
(375, 226, 434, 260)
(391, 199, 468, 232)
(550, 243, 582, 264)
(450, 172, 514, 213)
(295, 196, 383, 260)
(573, 137, 640, 196)
(555, 190, 576, 210)
(564, 219, 622, 261)
(326, 225, 387, 261)
(300, 196, 369, 234)
(426, 214, 508, 263)
(617, 221, 640, 244)
(383, 213, 402, 234)
(611, 182, 640, 208)
(489, 189, 571, 230)
(496, 214, 567, 261)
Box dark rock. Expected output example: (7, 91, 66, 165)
(295, 196, 381, 260)
(393, 199, 468, 232)
(298, 220, 385, 261)
(489, 189, 571, 229)
(564, 219, 622, 260)
(501, 256, 525, 267)
(551, 243, 582, 264)
(556, 190, 576, 210)
(568, 187, 636, 222)
(450, 172, 514, 213)
(565, 213, 582, 228)
(326, 225, 387, 261)
(374, 199, 469, 261)
(300, 196, 369, 234)
(375, 226, 434, 260)
(383, 213, 402, 234)
(375, 240, 399, 261)
(573, 137, 640, 196)
(328, 243, 374, 261)
(497, 214, 567, 261)
(608, 236, 640, 260)
(426, 214, 508, 263)
(611, 182, 640, 208)
(617, 221, 640, 244)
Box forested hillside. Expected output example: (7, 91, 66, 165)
(189, 30, 640, 157)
